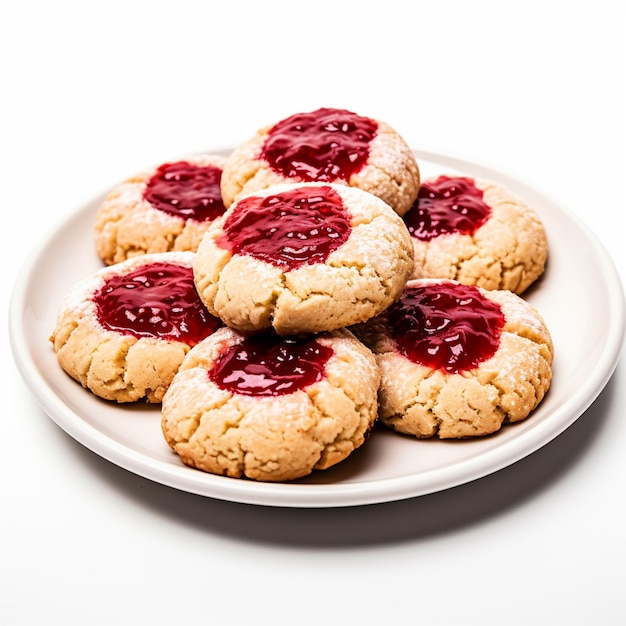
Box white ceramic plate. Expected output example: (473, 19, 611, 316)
(9, 149, 625, 508)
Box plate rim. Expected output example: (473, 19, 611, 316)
(9, 147, 626, 508)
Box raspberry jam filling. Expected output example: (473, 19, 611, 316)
(217, 185, 351, 270)
(94, 262, 221, 344)
(386, 282, 505, 373)
(404, 176, 491, 241)
(143, 161, 226, 222)
(209, 334, 334, 396)
(261, 107, 378, 182)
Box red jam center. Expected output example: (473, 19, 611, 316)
(217, 185, 351, 270)
(209, 334, 333, 396)
(94, 262, 221, 344)
(261, 107, 378, 182)
(143, 161, 226, 222)
(404, 176, 491, 241)
(386, 282, 505, 373)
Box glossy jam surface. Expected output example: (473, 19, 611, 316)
(218, 185, 351, 270)
(94, 262, 221, 344)
(386, 282, 505, 373)
(404, 176, 491, 241)
(261, 107, 378, 182)
(143, 161, 226, 222)
(209, 334, 333, 396)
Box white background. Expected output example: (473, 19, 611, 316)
(2, 1, 625, 625)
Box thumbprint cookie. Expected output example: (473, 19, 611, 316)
(353, 278, 554, 439)
(50, 252, 222, 403)
(404, 175, 548, 293)
(161, 326, 380, 482)
(192, 181, 414, 335)
(94, 154, 228, 265)
(220, 107, 420, 216)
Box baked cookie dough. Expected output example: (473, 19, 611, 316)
(94, 154, 228, 265)
(353, 278, 554, 439)
(193, 181, 414, 335)
(161, 326, 380, 482)
(220, 107, 420, 216)
(50, 251, 222, 403)
(404, 175, 548, 293)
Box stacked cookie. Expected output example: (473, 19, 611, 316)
(50, 107, 554, 482)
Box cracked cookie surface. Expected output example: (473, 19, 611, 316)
(161, 326, 380, 482)
(219, 107, 421, 216)
(404, 176, 548, 294)
(94, 154, 228, 265)
(353, 278, 554, 439)
(49, 251, 222, 403)
(193, 182, 414, 335)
